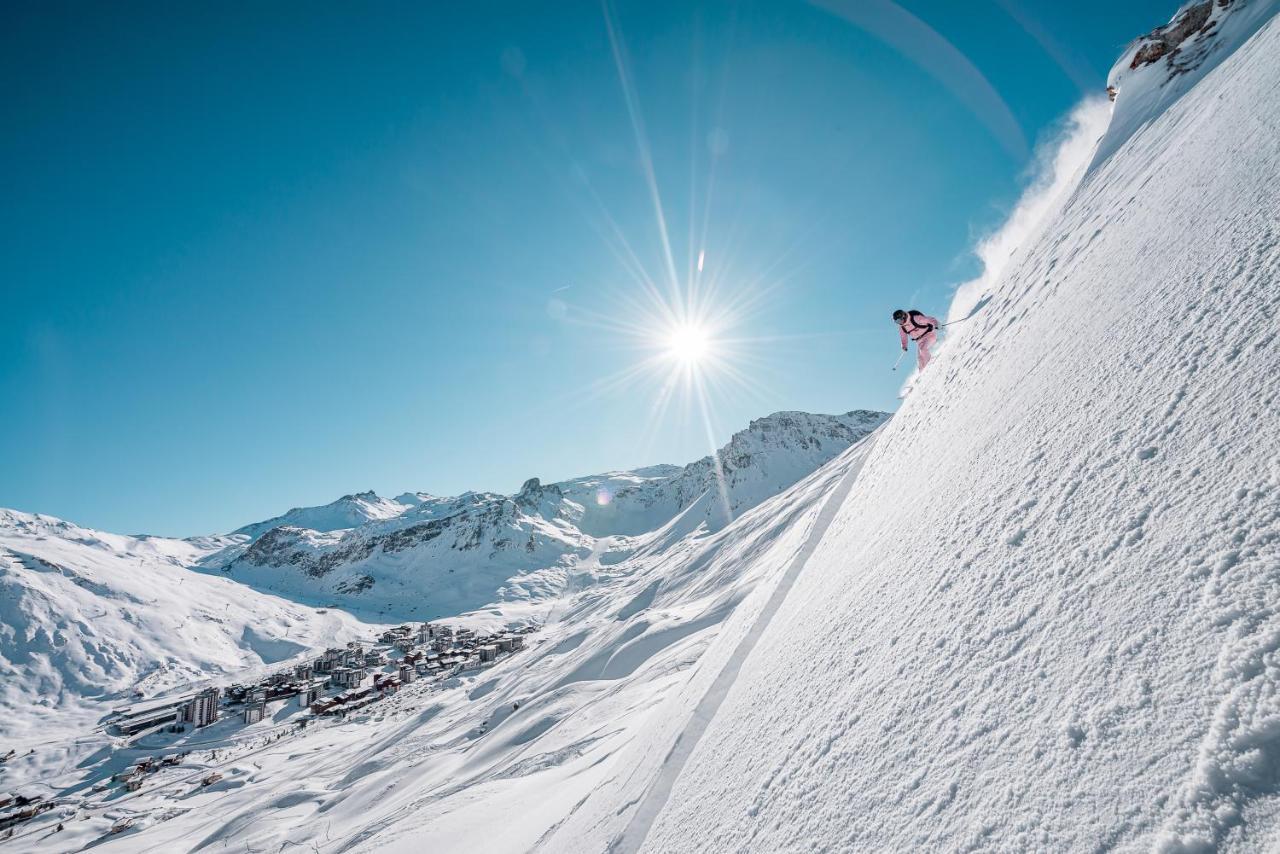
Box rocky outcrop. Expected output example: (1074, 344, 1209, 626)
(1097, 0, 1278, 167)
(1129, 1, 1218, 71)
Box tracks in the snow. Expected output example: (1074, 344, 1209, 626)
(608, 434, 880, 853)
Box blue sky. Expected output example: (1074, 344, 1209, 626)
(1, 0, 1173, 536)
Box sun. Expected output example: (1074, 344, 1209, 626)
(665, 323, 712, 364)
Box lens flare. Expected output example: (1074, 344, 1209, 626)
(548, 0, 825, 528)
(665, 323, 712, 364)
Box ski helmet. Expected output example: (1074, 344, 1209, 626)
(892, 309, 907, 323)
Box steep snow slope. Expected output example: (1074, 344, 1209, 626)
(611, 9, 1280, 853)
(0, 511, 375, 767)
(214, 411, 885, 619)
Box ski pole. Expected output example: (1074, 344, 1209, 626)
(891, 350, 906, 371)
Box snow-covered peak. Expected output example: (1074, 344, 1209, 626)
(548, 409, 888, 537)
(230, 412, 886, 550)
(391, 491, 436, 506)
(687, 409, 888, 526)
(1097, 0, 1279, 166)
(513, 476, 564, 517)
(722, 409, 886, 459)
(230, 490, 412, 540)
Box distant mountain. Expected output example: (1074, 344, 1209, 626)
(231, 491, 412, 540)
(0, 409, 889, 844)
(0, 409, 885, 753)
(211, 410, 888, 617)
(0, 407, 880, 747)
(554, 410, 888, 537)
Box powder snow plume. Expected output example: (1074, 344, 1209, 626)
(946, 97, 1111, 324)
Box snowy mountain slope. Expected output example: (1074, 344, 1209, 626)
(14, 6, 1279, 850)
(231, 491, 412, 540)
(1099, 0, 1280, 166)
(11, 426, 884, 853)
(213, 410, 886, 619)
(0, 510, 376, 774)
(596, 9, 1280, 853)
(555, 411, 887, 537)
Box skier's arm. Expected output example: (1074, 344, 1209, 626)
(922, 315, 942, 330)
(899, 327, 908, 350)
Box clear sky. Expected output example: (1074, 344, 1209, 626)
(1, 0, 1174, 536)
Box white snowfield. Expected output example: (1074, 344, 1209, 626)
(0, 510, 376, 793)
(609, 6, 1280, 853)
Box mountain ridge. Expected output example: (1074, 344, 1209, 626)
(206, 409, 887, 618)
(221, 409, 886, 543)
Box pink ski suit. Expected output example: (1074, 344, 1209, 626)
(898, 311, 940, 370)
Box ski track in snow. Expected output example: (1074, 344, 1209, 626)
(610, 431, 878, 853)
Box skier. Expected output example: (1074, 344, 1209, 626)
(893, 308, 941, 371)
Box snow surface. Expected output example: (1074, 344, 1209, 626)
(618, 9, 1280, 852)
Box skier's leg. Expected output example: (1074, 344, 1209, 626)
(917, 333, 935, 370)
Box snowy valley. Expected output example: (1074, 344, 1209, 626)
(0, 410, 886, 849)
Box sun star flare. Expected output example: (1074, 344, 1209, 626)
(665, 323, 713, 365)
